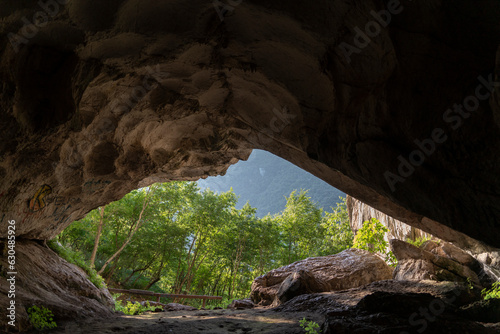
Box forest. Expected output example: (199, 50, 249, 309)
(53, 182, 354, 307)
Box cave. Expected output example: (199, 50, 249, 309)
(1, 0, 500, 332)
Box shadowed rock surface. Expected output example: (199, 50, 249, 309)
(349, 194, 500, 285)
(276, 280, 497, 333)
(0, 239, 114, 331)
(347, 195, 432, 243)
(391, 239, 496, 289)
(1, 0, 500, 331)
(0, 0, 499, 247)
(250, 249, 393, 306)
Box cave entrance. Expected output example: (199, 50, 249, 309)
(53, 149, 348, 308)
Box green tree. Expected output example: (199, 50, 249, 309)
(319, 197, 354, 255)
(353, 218, 396, 266)
(56, 182, 357, 306)
(276, 190, 323, 265)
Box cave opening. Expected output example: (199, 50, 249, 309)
(1, 0, 500, 332)
(52, 149, 349, 304)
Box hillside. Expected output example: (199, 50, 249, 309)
(197, 150, 345, 217)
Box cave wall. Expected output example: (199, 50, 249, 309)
(0, 0, 499, 248)
(0, 239, 115, 331)
(347, 195, 432, 244)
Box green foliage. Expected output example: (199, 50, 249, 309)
(299, 317, 320, 334)
(353, 218, 397, 267)
(47, 240, 106, 289)
(112, 293, 157, 314)
(405, 236, 431, 248)
(481, 281, 500, 300)
(58, 182, 356, 307)
(114, 300, 157, 315)
(27, 305, 57, 331)
(276, 190, 323, 265)
(466, 277, 474, 291)
(320, 197, 354, 255)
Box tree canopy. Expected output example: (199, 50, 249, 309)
(56, 182, 353, 306)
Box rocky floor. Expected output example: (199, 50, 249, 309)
(23, 280, 500, 334)
(40, 309, 324, 334)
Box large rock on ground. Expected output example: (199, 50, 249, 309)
(0, 0, 500, 251)
(276, 280, 494, 333)
(227, 298, 255, 310)
(458, 298, 500, 323)
(391, 239, 494, 289)
(0, 240, 114, 332)
(250, 248, 393, 306)
(347, 195, 500, 279)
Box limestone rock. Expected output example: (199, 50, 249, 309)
(348, 195, 500, 287)
(250, 248, 393, 306)
(273, 270, 325, 306)
(390, 239, 493, 289)
(458, 298, 500, 323)
(0, 240, 114, 332)
(0, 0, 499, 250)
(276, 280, 492, 333)
(347, 195, 432, 243)
(227, 298, 255, 309)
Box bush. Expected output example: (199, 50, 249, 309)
(299, 317, 320, 334)
(353, 218, 397, 267)
(27, 305, 57, 331)
(114, 300, 157, 315)
(405, 236, 432, 248)
(482, 281, 500, 300)
(47, 240, 106, 289)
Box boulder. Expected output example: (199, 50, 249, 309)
(0, 240, 114, 332)
(348, 195, 500, 283)
(390, 239, 491, 289)
(250, 248, 393, 306)
(227, 298, 255, 309)
(276, 280, 494, 333)
(458, 298, 500, 323)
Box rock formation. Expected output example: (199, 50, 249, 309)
(276, 280, 498, 333)
(1, 0, 500, 330)
(227, 298, 255, 310)
(390, 239, 496, 290)
(347, 195, 432, 243)
(250, 249, 393, 306)
(0, 240, 114, 331)
(0, 0, 499, 246)
(348, 194, 500, 282)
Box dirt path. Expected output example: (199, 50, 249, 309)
(44, 308, 324, 334)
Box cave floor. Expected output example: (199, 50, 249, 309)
(42, 308, 324, 334)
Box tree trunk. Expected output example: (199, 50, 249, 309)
(144, 277, 161, 290)
(98, 185, 157, 275)
(90, 206, 105, 268)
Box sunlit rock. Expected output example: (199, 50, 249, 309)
(250, 249, 393, 306)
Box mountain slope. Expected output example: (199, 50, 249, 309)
(197, 150, 345, 217)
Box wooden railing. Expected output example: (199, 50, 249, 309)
(108, 288, 222, 308)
